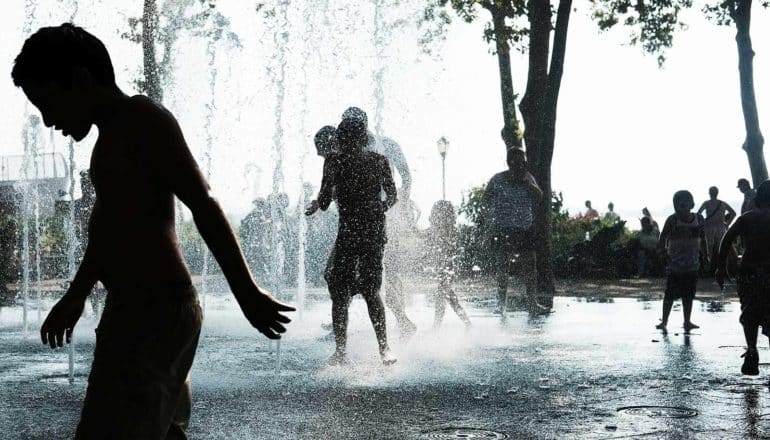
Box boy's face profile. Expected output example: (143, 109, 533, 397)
(21, 75, 93, 142)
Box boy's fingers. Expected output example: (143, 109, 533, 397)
(66, 327, 73, 344)
(275, 314, 292, 324)
(275, 302, 296, 312)
(269, 322, 286, 334)
(55, 330, 64, 348)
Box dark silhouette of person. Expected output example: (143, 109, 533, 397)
(738, 178, 757, 214)
(306, 117, 397, 365)
(717, 180, 770, 375)
(656, 190, 705, 332)
(13, 23, 293, 439)
(339, 106, 417, 338)
(239, 197, 271, 281)
(481, 147, 547, 314)
(696, 186, 736, 271)
(635, 216, 660, 277)
(423, 200, 471, 328)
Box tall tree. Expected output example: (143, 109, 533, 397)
(422, 1, 689, 294)
(421, 0, 572, 295)
(594, 0, 770, 187)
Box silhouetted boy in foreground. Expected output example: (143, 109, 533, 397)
(656, 190, 704, 332)
(13, 24, 293, 439)
(307, 117, 397, 365)
(717, 180, 770, 375)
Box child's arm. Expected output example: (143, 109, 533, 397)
(716, 217, 742, 287)
(308, 159, 336, 215)
(148, 104, 294, 339)
(724, 201, 737, 225)
(657, 215, 674, 262)
(381, 156, 398, 210)
(40, 201, 103, 348)
(696, 202, 707, 217)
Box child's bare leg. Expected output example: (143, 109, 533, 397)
(329, 294, 350, 364)
(433, 287, 447, 328)
(682, 297, 699, 330)
(657, 299, 673, 329)
(741, 323, 760, 375)
(522, 251, 547, 312)
(447, 288, 471, 326)
(495, 249, 509, 313)
(362, 290, 394, 363)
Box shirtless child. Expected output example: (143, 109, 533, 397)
(717, 180, 770, 375)
(306, 117, 397, 365)
(13, 24, 293, 438)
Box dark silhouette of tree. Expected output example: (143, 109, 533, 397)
(421, 1, 691, 294)
(594, 0, 770, 187)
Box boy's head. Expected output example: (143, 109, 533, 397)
(506, 147, 526, 177)
(314, 125, 337, 158)
(336, 117, 367, 153)
(341, 106, 368, 128)
(673, 190, 695, 214)
(608, 202, 614, 211)
(738, 178, 752, 193)
(500, 125, 517, 149)
(642, 207, 651, 217)
(640, 216, 652, 232)
(585, 200, 592, 209)
(429, 200, 456, 228)
(709, 186, 719, 198)
(12, 24, 117, 141)
(754, 180, 770, 209)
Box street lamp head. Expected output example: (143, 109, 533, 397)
(437, 136, 449, 156)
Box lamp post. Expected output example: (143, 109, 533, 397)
(437, 136, 449, 200)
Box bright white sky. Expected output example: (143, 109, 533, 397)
(1, 1, 768, 229)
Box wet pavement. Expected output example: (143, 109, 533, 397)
(0, 287, 768, 439)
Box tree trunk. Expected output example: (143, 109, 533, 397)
(519, 0, 552, 295)
(143, 0, 163, 103)
(490, 7, 522, 149)
(536, 0, 572, 295)
(733, 0, 767, 187)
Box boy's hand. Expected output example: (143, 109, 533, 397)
(236, 285, 295, 339)
(715, 266, 730, 289)
(40, 293, 86, 349)
(305, 200, 319, 216)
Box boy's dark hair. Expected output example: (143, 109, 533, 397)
(673, 190, 694, 209)
(336, 118, 367, 152)
(341, 106, 368, 127)
(429, 200, 456, 227)
(506, 147, 525, 167)
(709, 186, 719, 196)
(755, 180, 770, 208)
(12, 23, 116, 89)
(314, 125, 337, 154)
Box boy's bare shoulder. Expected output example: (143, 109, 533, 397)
(124, 95, 178, 129)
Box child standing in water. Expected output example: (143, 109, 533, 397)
(717, 180, 770, 375)
(424, 200, 471, 328)
(656, 190, 705, 332)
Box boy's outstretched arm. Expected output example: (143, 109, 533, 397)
(716, 219, 741, 288)
(657, 216, 674, 265)
(40, 202, 103, 348)
(148, 105, 293, 339)
(381, 157, 397, 210)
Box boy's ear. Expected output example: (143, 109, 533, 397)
(71, 66, 94, 89)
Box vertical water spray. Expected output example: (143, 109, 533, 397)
(267, 0, 290, 299)
(32, 136, 42, 324)
(66, 1, 80, 386)
(18, 117, 40, 337)
(65, 138, 78, 385)
(372, 0, 387, 138)
(200, 38, 218, 314)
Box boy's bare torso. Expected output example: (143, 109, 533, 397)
(737, 209, 770, 268)
(88, 96, 191, 289)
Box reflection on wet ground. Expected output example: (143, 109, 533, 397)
(0, 292, 768, 439)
